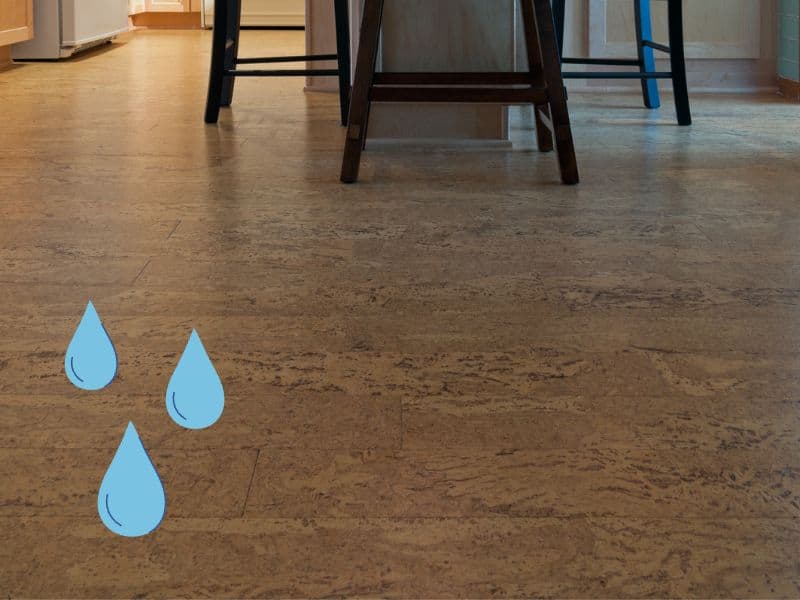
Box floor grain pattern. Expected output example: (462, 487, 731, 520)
(0, 30, 799, 598)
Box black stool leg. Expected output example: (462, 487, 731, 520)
(635, 0, 661, 109)
(668, 0, 691, 125)
(205, 0, 229, 123)
(531, 0, 579, 184)
(341, 0, 384, 183)
(552, 0, 566, 58)
(220, 0, 241, 107)
(334, 0, 351, 126)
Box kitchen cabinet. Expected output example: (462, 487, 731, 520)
(553, 0, 777, 92)
(0, 0, 34, 46)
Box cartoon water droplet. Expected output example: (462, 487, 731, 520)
(166, 329, 224, 430)
(64, 300, 118, 391)
(98, 422, 166, 537)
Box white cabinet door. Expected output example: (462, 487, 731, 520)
(62, 0, 129, 45)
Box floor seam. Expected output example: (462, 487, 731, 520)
(131, 257, 152, 285)
(240, 447, 261, 518)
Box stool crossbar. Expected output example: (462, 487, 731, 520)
(553, 0, 691, 125)
(205, 0, 351, 125)
(341, 0, 579, 185)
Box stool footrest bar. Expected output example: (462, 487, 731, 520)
(642, 40, 671, 53)
(225, 69, 340, 77)
(236, 54, 337, 64)
(562, 71, 672, 79)
(370, 86, 548, 104)
(561, 58, 641, 66)
(375, 72, 534, 85)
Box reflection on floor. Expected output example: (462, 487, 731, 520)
(1, 29, 799, 598)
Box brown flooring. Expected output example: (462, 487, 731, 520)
(1, 29, 799, 599)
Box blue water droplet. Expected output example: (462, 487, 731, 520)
(98, 422, 166, 537)
(64, 300, 118, 391)
(166, 329, 224, 430)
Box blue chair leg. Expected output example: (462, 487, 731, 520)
(634, 0, 660, 109)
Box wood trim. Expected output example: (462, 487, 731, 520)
(777, 76, 800, 102)
(0, 0, 34, 45)
(130, 11, 201, 29)
(0, 26, 33, 46)
(0, 46, 12, 71)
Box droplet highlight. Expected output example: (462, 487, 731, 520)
(166, 329, 224, 429)
(98, 422, 166, 537)
(64, 300, 118, 391)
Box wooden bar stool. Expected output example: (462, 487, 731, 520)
(340, 0, 579, 185)
(205, 0, 351, 125)
(553, 0, 691, 125)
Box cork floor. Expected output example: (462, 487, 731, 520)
(1, 29, 800, 598)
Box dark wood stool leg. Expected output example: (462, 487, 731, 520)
(340, 0, 384, 183)
(520, 0, 553, 152)
(531, 0, 579, 184)
(220, 0, 241, 107)
(552, 0, 566, 58)
(204, 0, 229, 123)
(668, 0, 691, 126)
(334, 0, 351, 126)
(635, 0, 661, 109)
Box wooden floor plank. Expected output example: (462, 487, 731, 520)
(1, 517, 798, 598)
